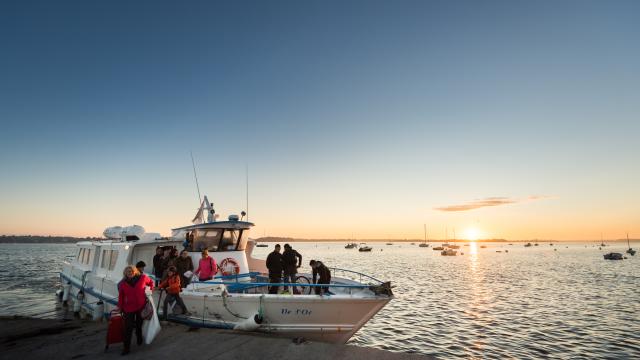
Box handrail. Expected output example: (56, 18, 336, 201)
(148, 268, 385, 290)
(329, 267, 385, 285)
(190, 280, 373, 289)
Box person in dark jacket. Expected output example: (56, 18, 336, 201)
(310, 260, 332, 295)
(162, 248, 179, 279)
(282, 244, 302, 293)
(152, 247, 164, 286)
(175, 250, 194, 288)
(135, 261, 146, 274)
(266, 244, 284, 294)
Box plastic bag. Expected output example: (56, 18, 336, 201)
(140, 299, 154, 320)
(141, 294, 161, 344)
(183, 271, 193, 279)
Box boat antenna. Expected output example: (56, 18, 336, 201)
(245, 163, 249, 221)
(190, 151, 202, 205)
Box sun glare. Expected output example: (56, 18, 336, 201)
(465, 228, 480, 241)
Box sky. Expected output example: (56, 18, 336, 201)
(1, 0, 639, 240)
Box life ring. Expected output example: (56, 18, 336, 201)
(220, 257, 241, 276)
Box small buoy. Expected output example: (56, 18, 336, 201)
(73, 291, 84, 314)
(93, 301, 104, 321)
(62, 283, 71, 306)
(233, 313, 263, 331)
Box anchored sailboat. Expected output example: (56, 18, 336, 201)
(626, 233, 636, 256)
(419, 224, 429, 247)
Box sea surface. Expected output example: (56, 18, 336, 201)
(1, 242, 639, 359)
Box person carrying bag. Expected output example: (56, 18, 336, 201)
(117, 265, 154, 355)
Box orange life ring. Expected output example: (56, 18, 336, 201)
(220, 257, 241, 276)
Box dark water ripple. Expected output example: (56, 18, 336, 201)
(1, 242, 639, 358)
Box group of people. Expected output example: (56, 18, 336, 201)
(117, 247, 220, 356)
(117, 243, 330, 355)
(266, 243, 332, 295)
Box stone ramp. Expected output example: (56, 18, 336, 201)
(0, 317, 433, 360)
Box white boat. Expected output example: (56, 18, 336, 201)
(58, 197, 393, 344)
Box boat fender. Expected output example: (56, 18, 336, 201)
(93, 301, 104, 321)
(233, 313, 262, 331)
(62, 282, 71, 304)
(55, 289, 63, 301)
(73, 291, 84, 313)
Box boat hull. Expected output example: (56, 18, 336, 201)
(59, 263, 390, 344)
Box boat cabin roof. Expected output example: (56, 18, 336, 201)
(172, 220, 254, 232)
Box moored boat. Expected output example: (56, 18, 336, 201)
(603, 252, 624, 260)
(58, 197, 393, 343)
(626, 233, 636, 256)
(358, 246, 373, 252)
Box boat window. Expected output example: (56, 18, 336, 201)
(218, 229, 246, 251)
(108, 250, 118, 270)
(193, 229, 221, 252)
(84, 249, 93, 265)
(101, 250, 109, 269)
(77, 248, 83, 262)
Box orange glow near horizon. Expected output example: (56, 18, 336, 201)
(465, 227, 481, 241)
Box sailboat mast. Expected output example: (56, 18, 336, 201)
(423, 224, 427, 243)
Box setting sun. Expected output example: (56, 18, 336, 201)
(465, 228, 481, 241)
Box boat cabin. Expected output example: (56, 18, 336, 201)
(173, 219, 253, 253)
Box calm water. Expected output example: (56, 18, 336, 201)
(1, 242, 639, 359)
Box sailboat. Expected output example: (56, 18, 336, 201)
(419, 224, 429, 247)
(448, 228, 460, 249)
(626, 233, 636, 256)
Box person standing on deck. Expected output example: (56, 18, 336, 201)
(194, 249, 217, 281)
(175, 250, 194, 288)
(117, 265, 154, 356)
(158, 266, 189, 319)
(152, 247, 164, 286)
(162, 248, 179, 279)
(266, 244, 284, 294)
(310, 260, 332, 295)
(282, 244, 302, 294)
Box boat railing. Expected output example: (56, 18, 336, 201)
(190, 269, 390, 296)
(149, 269, 391, 296)
(328, 267, 385, 286)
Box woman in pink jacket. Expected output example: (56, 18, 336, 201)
(195, 249, 217, 281)
(118, 265, 154, 355)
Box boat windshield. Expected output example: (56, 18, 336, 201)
(190, 228, 247, 252)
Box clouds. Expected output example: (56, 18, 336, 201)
(435, 196, 552, 212)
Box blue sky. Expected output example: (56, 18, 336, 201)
(1, 1, 639, 239)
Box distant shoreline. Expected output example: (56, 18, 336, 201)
(0, 235, 635, 244)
